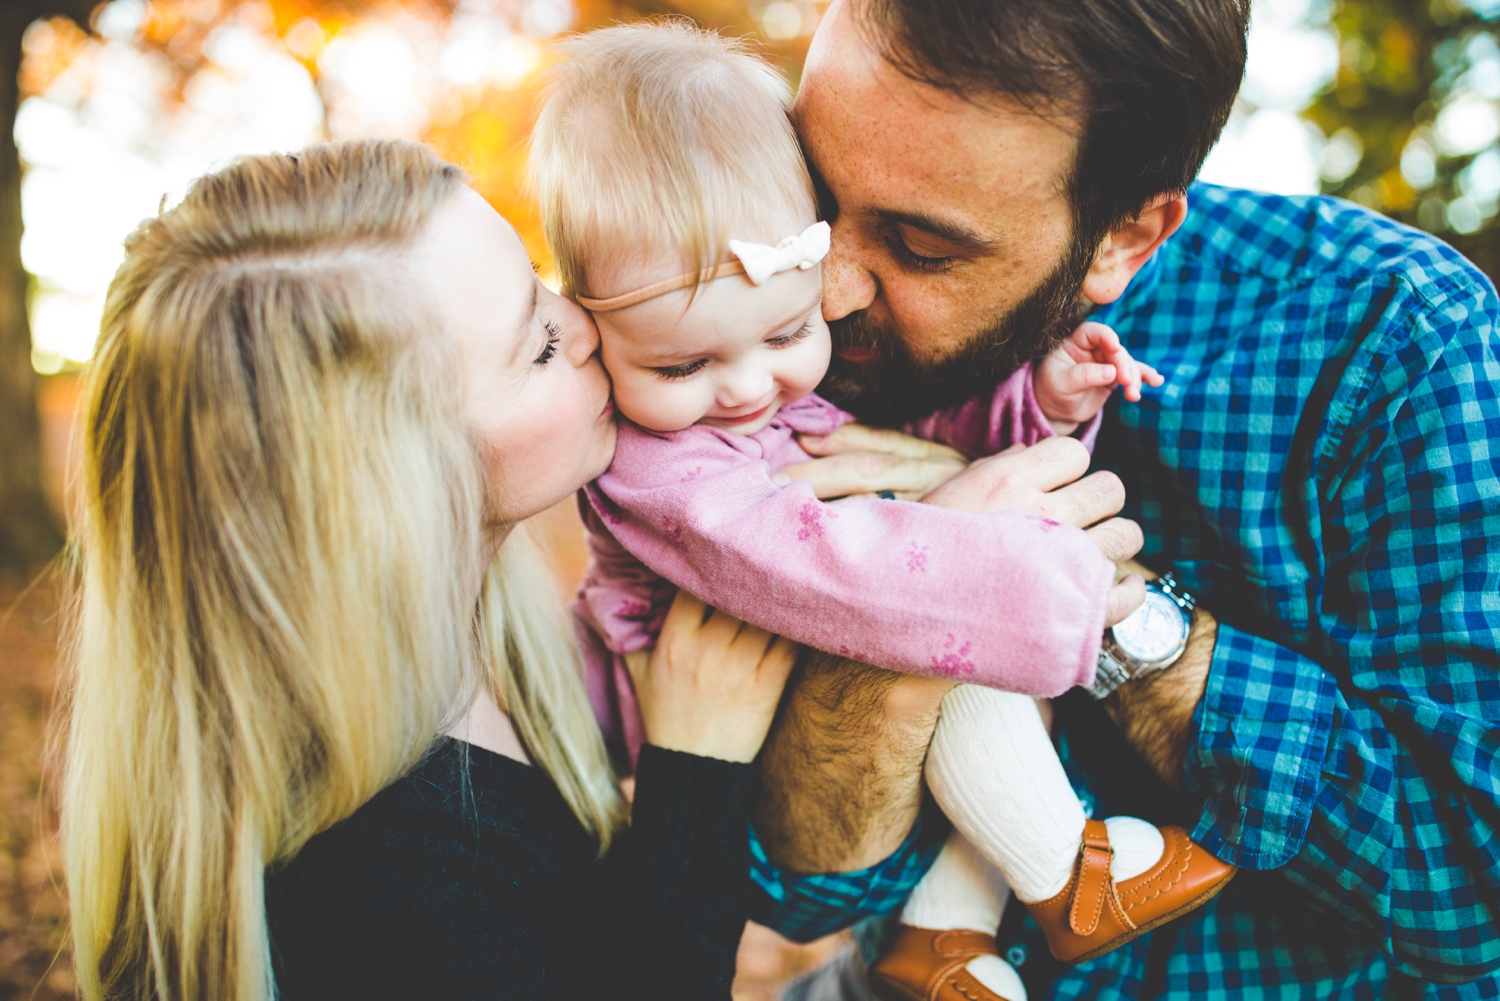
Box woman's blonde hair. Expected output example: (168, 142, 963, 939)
(529, 19, 817, 298)
(61, 138, 622, 1001)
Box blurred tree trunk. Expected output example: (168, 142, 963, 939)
(0, 1, 95, 577)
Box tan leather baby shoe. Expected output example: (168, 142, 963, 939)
(868, 926, 1019, 1001)
(1026, 818, 1237, 964)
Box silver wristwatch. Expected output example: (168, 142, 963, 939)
(1087, 572, 1196, 700)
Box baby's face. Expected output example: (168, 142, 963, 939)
(590, 239, 832, 436)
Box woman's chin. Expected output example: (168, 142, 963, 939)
(587, 422, 620, 480)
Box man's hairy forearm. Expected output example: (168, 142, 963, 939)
(1104, 609, 1217, 793)
(754, 651, 951, 873)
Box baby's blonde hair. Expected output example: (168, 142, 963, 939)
(529, 19, 817, 298)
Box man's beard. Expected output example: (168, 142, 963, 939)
(818, 240, 1096, 427)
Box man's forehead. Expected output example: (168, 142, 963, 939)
(795, 1, 1077, 225)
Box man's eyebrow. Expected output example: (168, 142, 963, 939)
(876, 209, 997, 252)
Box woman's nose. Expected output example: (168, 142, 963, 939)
(821, 220, 878, 322)
(564, 312, 602, 367)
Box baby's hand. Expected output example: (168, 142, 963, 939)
(1035, 321, 1164, 432)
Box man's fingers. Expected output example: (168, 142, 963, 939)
(778, 451, 966, 500)
(1105, 573, 1147, 627)
(989, 435, 1093, 493)
(1033, 469, 1126, 526)
(1085, 517, 1145, 563)
(799, 423, 965, 461)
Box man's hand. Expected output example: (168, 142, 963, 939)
(779, 431, 1147, 623)
(777, 423, 969, 500)
(1103, 560, 1218, 791)
(921, 437, 1147, 625)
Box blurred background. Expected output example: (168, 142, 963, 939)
(2, 0, 1498, 997)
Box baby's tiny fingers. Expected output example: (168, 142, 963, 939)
(1063, 361, 1117, 392)
(1074, 321, 1119, 351)
(1140, 363, 1165, 387)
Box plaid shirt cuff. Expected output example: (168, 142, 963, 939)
(747, 795, 950, 943)
(1186, 620, 1339, 869)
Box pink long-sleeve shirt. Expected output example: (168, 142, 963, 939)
(575, 362, 1112, 759)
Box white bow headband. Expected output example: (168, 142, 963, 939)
(576, 221, 831, 312)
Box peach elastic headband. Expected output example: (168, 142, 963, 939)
(576, 221, 831, 313)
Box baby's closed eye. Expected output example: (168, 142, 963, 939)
(767, 319, 815, 349)
(653, 359, 709, 381)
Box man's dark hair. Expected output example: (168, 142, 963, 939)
(858, 0, 1250, 249)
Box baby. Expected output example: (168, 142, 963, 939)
(530, 22, 1235, 1001)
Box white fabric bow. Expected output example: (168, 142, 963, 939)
(728, 221, 832, 286)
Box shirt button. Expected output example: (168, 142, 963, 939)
(1006, 945, 1028, 967)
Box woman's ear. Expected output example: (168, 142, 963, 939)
(1081, 193, 1188, 305)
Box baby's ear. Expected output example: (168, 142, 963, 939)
(1081, 194, 1188, 305)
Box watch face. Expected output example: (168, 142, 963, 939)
(1112, 589, 1188, 663)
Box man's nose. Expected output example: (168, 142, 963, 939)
(821, 221, 878, 322)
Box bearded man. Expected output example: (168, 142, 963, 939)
(746, 2, 1500, 999)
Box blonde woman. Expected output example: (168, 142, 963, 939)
(61, 138, 796, 1001)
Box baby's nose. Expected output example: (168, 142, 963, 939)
(718, 364, 773, 407)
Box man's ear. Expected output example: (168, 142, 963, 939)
(1080, 193, 1188, 305)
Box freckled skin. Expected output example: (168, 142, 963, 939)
(794, 0, 1083, 364)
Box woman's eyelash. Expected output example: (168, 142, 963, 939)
(654, 359, 708, 380)
(534, 320, 562, 366)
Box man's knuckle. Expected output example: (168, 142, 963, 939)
(1050, 436, 1089, 464)
(1092, 470, 1125, 497)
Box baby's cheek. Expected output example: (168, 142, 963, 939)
(788, 336, 833, 396)
(612, 373, 703, 432)
(607, 371, 657, 426)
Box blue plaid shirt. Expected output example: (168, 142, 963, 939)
(750, 183, 1500, 998)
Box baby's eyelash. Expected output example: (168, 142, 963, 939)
(534, 320, 562, 366)
(768, 319, 815, 348)
(653, 359, 709, 381)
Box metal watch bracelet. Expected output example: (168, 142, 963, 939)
(1086, 572, 1196, 700)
